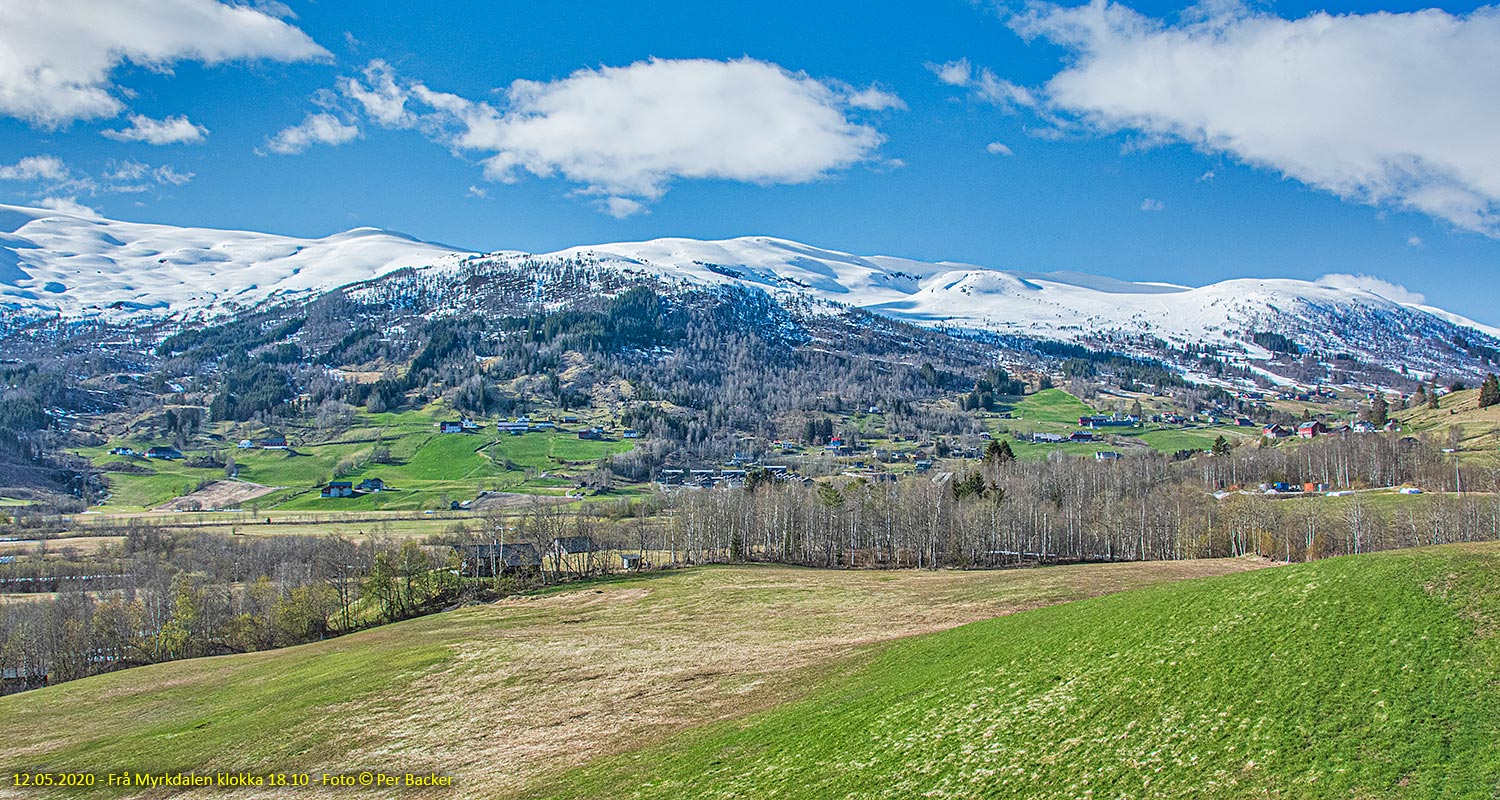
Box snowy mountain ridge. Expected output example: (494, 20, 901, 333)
(2, 203, 1496, 383)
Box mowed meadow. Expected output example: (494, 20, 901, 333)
(1, 559, 1265, 799)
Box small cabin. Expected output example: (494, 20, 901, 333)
(620, 552, 646, 571)
(144, 446, 183, 460)
(357, 477, 385, 492)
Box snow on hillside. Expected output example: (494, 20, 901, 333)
(0, 203, 465, 319)
(488, 236, 1494, 359)
(3, 204, 1495, 380)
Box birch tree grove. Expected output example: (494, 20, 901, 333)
(661, 433, 1500, 567)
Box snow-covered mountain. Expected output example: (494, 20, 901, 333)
(3, 204, 1496, 382)
(0, 203, 464, 319)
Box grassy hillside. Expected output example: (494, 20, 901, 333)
(80, 407, 633, 512)
(538, 544, 1500, 800)
(0, 560, 1261, 799)
(1395, 387, 1500, 459)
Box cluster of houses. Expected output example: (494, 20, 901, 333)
(236, 433, 289, 450)
(1078, 414, 1140, 429)
(319, 477, 388, 498)
(115, 445, 184, 460)
(657, 465, 803, 488)
(436, 416, 639, 441)
(1261, 419, 1398, 439)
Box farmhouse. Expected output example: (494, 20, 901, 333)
(550, 536, 596, 555)
(144, 446, 183, 460)
(1262, 424, 1291, 439)
(257, 433, 289, 450)
(497, 421, 530, 434)
(577, 428, 604, 441)
(1069, 431, 1097, 442)
(1030, 433, 1067, 444)
(1297, 421, 1326, 439)
(438, 421, 465, 434)
(1094, 451, 1123, 461)
(463, 542, 541, 576)
(108, 447, 137, 456)
(320, 481, 354, 498)
(357, 477, 385, 492)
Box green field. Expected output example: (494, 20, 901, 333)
(1005, 388, 1097, 423)
(0, 559, 1264, 799)
(79, 408, 635, 512)
(538, 544, 1500, 799)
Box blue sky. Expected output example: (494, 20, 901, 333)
(2, 0, 1498, 321)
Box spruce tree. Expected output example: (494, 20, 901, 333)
(1369, 395, 1388, 428)
(1480, 374, 1500, 409)
(1212, 435, 1232, 456)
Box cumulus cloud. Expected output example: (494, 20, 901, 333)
(601, 197, 647, 218)
(1012, 1, 1500, 235)
(986, 141, 1014, 156)
(1316, 273, 1426, 305)
(264, 112, 359, 155)
(1407, 235, 1423, 248)
(465, 185, 489, 200)
(927, 59, 1036, 111)
(845, 86, 906, 111)
(1140, 197, 1165, 212)
(0, 155, 69, 182)
(333, 57, 890, 212)
(35, 196, 101, 218)
(0, 0, 327, 126)
(101, 114, 208, 144)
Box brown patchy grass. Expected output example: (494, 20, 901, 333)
(1, 558, 1270, 800)
(151, 480, 279, 512)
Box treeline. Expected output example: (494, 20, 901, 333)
(658, 433, 1499, 568)
(0, 529, 457, 693)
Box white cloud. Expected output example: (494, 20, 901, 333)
(35, 196, 100, 218)
(986, 141, 1014, 156)
(845, 86, 906, 111)
(927, 58, 1036, 111)
(1197, 169, 1216, 183)
(601, 197, 647, 218)
(1141, 197, 1165, 212)
(0, 155, 69, 182)
(0, 0, 327, 126)
(336, 57, 889, 213)
(1407, 235, 1423, 248)
(338, 60, 413, 127)
(153, 165, 194, 186)
(1013, 2, 1500, 235)
(101, 114, 208, 144)
(929, 59, 973, 87)
(466, 185, 489, 199)
(1317, 273, 1425, 304)
(264, 112, 359, 155)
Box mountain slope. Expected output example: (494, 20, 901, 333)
(4, 205, 1498, 384)
(0, 204, 465, 319)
